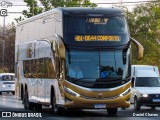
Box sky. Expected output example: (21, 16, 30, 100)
(0, 0, 151, 25)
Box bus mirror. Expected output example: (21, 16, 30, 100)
(130, 37, 144, 60)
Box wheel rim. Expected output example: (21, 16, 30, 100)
(54, 104, 58, 113)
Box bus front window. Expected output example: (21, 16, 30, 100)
(63, 14, 129, 47)
(66, 50, 130, 88)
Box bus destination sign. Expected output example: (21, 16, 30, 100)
(75, 35, 121, 42)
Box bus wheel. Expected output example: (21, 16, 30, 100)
(12, 91, 15, 95)
(151, 106, 155, 109)
(23, 89, 34, 110)
(53, 104, 64, 115)
(134, 97, 141, 110)
(35, 103, 42, 111)
(107, 108, 118, 115)
(51, 93, 64, 114)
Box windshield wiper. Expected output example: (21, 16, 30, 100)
(96, 77, 121, 82)
(136, 84, 146, 87)
(67, 77, 95, 83)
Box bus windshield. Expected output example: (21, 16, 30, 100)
(66, 50, 130, 88)
(0, 75, 15, 81)
(135, 77, 160, 87)
(63, 14, 129, 46)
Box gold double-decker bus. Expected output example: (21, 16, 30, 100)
(15, 7, 143, 115)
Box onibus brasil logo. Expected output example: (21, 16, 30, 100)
(0, 1, 13, 16)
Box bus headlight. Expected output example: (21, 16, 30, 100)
(120, 88, 131, 97)
(142, 94, 148, 97)
(140, 93, 148, 97)
(2, 85, 5, 88)
(64, 86, 80, 97)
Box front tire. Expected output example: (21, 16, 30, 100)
(134, 97, 141, 110)
(107, 108, 118, 115)
(35, 103, 42, 111)
(51, 89, 64, 114)
(151, 106, 156, 109)
(12, 91, 15, 95)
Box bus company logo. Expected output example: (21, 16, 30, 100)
(2, 112, 11, 117)
(0, 1, 12, 8)
(0, 9, 7, 16)
(98, 93, 103, 98)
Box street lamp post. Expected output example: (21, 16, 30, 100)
(2, 16, 5, 68)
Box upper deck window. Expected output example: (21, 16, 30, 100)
(63, 14, 130, 47)
(64, 15, 128, 35)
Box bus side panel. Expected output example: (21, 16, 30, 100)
(55, 12, 63, 37)
(28, 20, 39, 41)
(21, 24, 29, 43)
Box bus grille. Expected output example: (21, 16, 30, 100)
(3, 82, 15, 84)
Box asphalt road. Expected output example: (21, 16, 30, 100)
(0, 93, 160, 120)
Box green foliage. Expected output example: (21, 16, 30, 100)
(23, 0, 97, 18)
(0, 24, 15, 72)
(126, 1, 160, 69)
(14, 16, 25, 23)
(22, 0, 43, 18)
(39, 0, 97, 8)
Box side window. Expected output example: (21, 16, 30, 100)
(43, 59, 48, 78)
(48, 58, 56, 79)
(23, 60, 31, 78)
(23, 58, 55, 79)
(37, 59, 44, 78)
(31, 60, 36, 78)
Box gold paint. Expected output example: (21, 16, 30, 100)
(63, 80, 131, 108)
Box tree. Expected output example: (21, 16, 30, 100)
(126, 1, 160, 68)
(0, 23, 15, 72)
(23, 0, 97, 18)
(14, 16, 25, 23)
(22, 0, 43, 18)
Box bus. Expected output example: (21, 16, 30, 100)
(15, 7, 144, 115)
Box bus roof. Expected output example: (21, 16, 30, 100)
(17, 7, 124, 26)
(58, 7, 124, 15)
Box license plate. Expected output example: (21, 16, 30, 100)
(94, 104, 106, 108)
(152, 99, 160, 102)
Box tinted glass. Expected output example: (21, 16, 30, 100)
(63, 15, 129, 47)
(64, 16, 128, 35)
(66, 50, 130, 88)
(1, 75, 15, 81)
(135, 77, 160, 87)
(23, 58, 56, 79)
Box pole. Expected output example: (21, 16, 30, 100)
(2, 16, 5, 68)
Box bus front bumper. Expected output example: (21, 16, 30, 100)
(64, 92, 131, 109)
